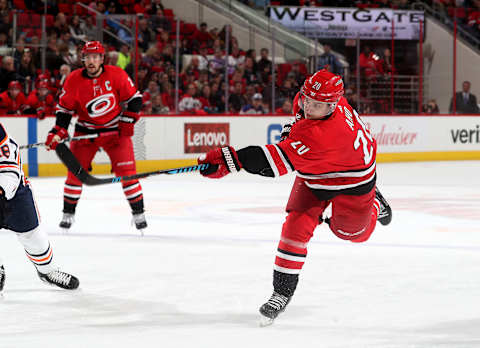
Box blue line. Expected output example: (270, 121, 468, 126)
(27, 117, 38, 177)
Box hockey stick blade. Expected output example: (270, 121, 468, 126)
(55, 143, 210, 186)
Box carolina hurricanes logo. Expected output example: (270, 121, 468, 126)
(86, 93, 116, 118)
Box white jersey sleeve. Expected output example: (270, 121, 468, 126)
(0, 124, 23, 200)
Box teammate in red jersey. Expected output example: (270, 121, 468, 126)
(26, 81, 55, 119)
(198, 69, 392, 325)
(0, 81, 28, 115)
(44, 41, 147, 232)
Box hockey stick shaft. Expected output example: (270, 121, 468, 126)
(20, 131, 118, 150)
(55, 143, 209, 186)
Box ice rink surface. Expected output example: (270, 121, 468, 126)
(1, 161, 480, 348)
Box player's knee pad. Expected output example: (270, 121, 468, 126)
(281, 211, 318, 243)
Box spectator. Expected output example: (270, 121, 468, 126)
(17, 49, 36, 84)
(178, 83, 203, 113)
(58, 43, 75, 67)
(117, 44, 131, 70)
(244, 84, 256, 104)
(195, 69, 210, 92)
(359, 46, 381, 81)
(449, 81, 480, 114)
(179, 38, 192, 55)
(117, 20, 134, 45)
(138, 17, 155, 52)
(0, 81, 27, 115)
(161, 82, 175, 111)
(49, 12, 69, 38)
(279, 79, 297, 101)
(229, 69, 246, 94)
(240, 93, 266, 114)
(209, 82, 222, 111)
(245, 49, 258, 71)
(208, 48, 226, 75)
(317, 43, 343, 75)
(149, 0, 165, 15)
(82, 14, 97, 41)
(423, 99, 440, 114)
(133, 0, 151, 15)
(219, 24, 236, 48)
(257, 48, 272, 76)
(243, 57, 260, 86)
(151, 94, 169, 114)
(13, 38, 27, 69)
(25, 81, 55, 119)
(150, 8, 172, 34)
(145, 80, 161, 99)
(378, 48, 394, 76)
(45, 36, 64, 71)
(69, 15, 88, 45)
(228, 81, 247, 113)
(0, 56, 20, 92)
(56, 64, 71, 91)
(258, 48, 272, 85)
(198, 84, 214, 113)
(137, 65, 151, 93)
(288, 62, 306, 87)
(229, 42, 245, 68)
(197, 44, 209, 71)
(275, 99, 293, 115)
(191, 22, 213, 50)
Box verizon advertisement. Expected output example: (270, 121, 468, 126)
(268, 7, 424, 40)
(184, 123, 230, 153)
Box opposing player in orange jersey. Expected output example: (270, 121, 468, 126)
(45, 41, 147, 232)
(198, 69, 392, 325)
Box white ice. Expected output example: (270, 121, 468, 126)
(1, 161, 480, 348)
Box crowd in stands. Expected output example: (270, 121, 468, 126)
(0, 0, 478, 116)
(0, 0, 308, 117)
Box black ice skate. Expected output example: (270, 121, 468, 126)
(375, 187, 392, 226)
(259, 291, 291, 326)
(0, 265, 5, 292)
(37, 269, 80, 290)
(132, 212, 147, 231)
(59, 212, 75, 231)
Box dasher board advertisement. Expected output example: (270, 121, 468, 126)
(268, 7, 425, 40)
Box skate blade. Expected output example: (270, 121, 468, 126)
(259, 315, 275, 327)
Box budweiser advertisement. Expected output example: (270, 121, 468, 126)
(184, 123, 230, 153)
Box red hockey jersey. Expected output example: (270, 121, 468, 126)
(0, 91, 27, 115)
(27, 90, 55, 115)
(262, 96, 377, 198)
(56, 65, 140, 130)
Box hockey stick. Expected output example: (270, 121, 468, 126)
(55, 143, 209, 186)
(20, 131, 118, 150)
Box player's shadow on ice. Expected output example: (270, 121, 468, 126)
(4, 289, 261, 328)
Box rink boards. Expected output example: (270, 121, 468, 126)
(1, 114, 479, 177)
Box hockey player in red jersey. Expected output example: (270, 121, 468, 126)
(26, 80, 55, 119)
(0, 81, 28, 115)
(198, 69, 392, 325)
(44, 41, 147, 232)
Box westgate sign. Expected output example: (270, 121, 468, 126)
(268, 7, 425, 40)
